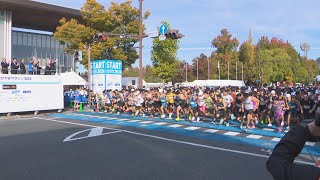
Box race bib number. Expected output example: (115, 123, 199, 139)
(304, 105, 310, 109)
(290, 105, 296, 109)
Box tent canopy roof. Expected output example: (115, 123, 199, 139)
(60, 72, 87, 86)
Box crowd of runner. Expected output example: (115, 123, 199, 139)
(68, 86, 320, 132)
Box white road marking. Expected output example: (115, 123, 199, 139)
(127, 120, 141, 123)
(271, 138, 281, 142)
(139, 121, 153, 124)
(305, 142, 316, 146)
(224, 132, 240, 136)
(88, 127, 104, 137)
(262, 128, 274, 131)
(247, 134, 263, 139)
(35, 117, 315, 166)
(203, 129, 219, 133)
(153, 122, 168, 125)
(168, 124, 183, 128)
(185, 126, 201, 130)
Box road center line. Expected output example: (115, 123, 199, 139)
(34, 116, 314, 166)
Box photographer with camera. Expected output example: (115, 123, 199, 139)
(267, 96, 320, 179)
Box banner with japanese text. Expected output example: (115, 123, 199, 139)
(0, 74, 63, 113)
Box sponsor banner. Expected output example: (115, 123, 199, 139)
(0, 74, 63, 113)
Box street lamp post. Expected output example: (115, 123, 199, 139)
(138, 0, 143, 89)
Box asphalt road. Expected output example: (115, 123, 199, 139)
(0, 115, 274, 180)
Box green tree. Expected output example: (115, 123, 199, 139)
(260, 48, 291, 84)
(54, 0, 150, 69)
(239, 38, 255, 81)
(151, 21, 180, 82)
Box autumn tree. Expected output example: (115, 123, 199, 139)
(212, 29, 239, 80)
(54, 0, 150, 69)
(239, 31, 256, 81)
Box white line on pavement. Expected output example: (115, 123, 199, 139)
(203, 129, 219, 133)
(139, 121, 153, 124)
(185, 126, 201, 130)
(153, 122, 168, 125)
(247, 134, 263, 139)
(35, 117, 315, 166)
(271, 138, 281, 142)
(305, 142, 316, 146)
(168, 124, 183, 128)
(88, 127, 104, 137)
(127, 120, 142, 123)
(224, 132, 240, 136)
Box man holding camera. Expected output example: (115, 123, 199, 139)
(267, 108, 320, 179)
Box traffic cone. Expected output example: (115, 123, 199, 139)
(79, 103, 83, 112)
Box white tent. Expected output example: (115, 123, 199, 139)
(60, 72, 87, 86)
(184, 80, 246, 87)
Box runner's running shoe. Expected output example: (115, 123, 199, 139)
(277, 127, 282, 132)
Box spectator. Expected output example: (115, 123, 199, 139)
(1, 58, 9, 74)
(33, 59, 41, 75)
(19, 58, 26, 74)
(50, 59, 57, 75)
(45, 61, 51, 75)
(11, 58, 19, 74)
(28, 59, 34, 74)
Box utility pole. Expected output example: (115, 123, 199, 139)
(242, 62, 244, 81)
(87, 43, 91, 105)
(138, 0, 143, 89)
(228, 60, 230, 80)
(197, 58, 199, 80)
(258, 43, 261, 86)
(185, 62, 188, 82)
(236, 61, 238, 80)
(218, 60, 220, 80)
(207, 58, 210, 80)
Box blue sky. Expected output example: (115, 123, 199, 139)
(35, 0, 320, 68)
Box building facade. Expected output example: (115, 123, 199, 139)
(0, 0, 82, 73)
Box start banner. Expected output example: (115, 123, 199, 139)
(91, 60, 122, 94)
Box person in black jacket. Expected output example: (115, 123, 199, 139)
(19, 58, 26, 74)
(10, 58, 19, 74)
(44, 61, 51, 75)
(1, 58, 9, 74)
(267, 121, 320, 179)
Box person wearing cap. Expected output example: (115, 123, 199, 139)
(286, 94, 302, 129)
(267, 121, 320, 179)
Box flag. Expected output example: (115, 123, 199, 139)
(218, 60, 220, 69)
